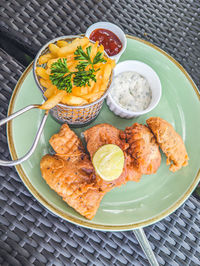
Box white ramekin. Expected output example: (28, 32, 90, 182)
(85, 21, 127, 63)
(106, 60, 162, 118)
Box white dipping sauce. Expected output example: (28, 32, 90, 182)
(110, 71, 152, 112)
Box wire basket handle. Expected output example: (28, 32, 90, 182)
(0, 104, 48, 167)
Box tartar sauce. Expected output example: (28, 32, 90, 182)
(110, 71, 152, 112)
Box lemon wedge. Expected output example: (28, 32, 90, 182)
(92, 144, 125, 181)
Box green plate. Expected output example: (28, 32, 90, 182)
(8, 36, 200, 231)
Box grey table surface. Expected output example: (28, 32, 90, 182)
(0, 0, 200, 265)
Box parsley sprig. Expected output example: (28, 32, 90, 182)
(49, 45, 106, 93)
(50, 58, 72, 93)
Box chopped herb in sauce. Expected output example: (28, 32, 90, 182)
(111, 71, 152, 112)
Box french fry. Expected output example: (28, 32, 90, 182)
(49, 43, 60, 57)
(81, 94, 93, 100)
(36, 67, 49, 80)
(61, 95, 88, 105)
(97, 44, 104, 54)
(106, 58, 116, 68)
(38, 53, 54, 65)
(90, 41, 99, 61)
(44, 85, 58, 98)
(88, 91, 104, 103)
(82, 42, 93, 54)
(72, 86, 89, 97)
(40, 91, 66, 110)
(46, 67, 51, 75)
(101, 63, 112, 89)
(92, 69, 103, 93)
(83, 91, 104, 102)
(57, 40, 68, 48)
(40, 78, 52, 88)
(58, 37, 89, 57)
(93, 55, 109, 71)
(47, 58, 60, 68)
(37, 37, 116, 108)
(88, 80, 96, 93)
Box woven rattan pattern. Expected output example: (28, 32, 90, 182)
(0, 0, 200, 90)
(0, 50, 200, 265)
(0, 0, 200, 264)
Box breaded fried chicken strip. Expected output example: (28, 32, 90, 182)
(84, 124, 142, 188)
(146, 117, 189, 172)
(40, 124, 105, 220)
(120, 123, 161, 175)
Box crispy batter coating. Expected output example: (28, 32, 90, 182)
(49, 124, 85, 160)
(41, 124, 105, 219)
(40, 154, 105, 220)
(120, 123, 161, 175)
(84, 124, 127, 158)
(41, 121, 169, 220)
(125, 155, 143, 182)
(84, 124, 142, 188)
(146, 117, 189, 172)
(41, 124, 141, 219)
(40, 117, 189, 220)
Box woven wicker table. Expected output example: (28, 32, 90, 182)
(0, 1, 200, 265)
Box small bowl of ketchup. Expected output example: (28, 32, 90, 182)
(85, 22, 127, 62)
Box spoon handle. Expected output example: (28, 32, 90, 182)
(0, 105, 48, 167)
(134, 228, 159, 266)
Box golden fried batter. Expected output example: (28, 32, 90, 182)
(41, 121, 168, 220)
(40, 154, 105, 220)
(84, 123, 142, 187)
(41, 124, 106, 219)
(120, 123, 161, 175)
(146, 117, 189, 172)
(84, 124, 127, 158)
(49, 124, 85, 160)
(125, 155, 143, 182)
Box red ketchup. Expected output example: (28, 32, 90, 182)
(90, 28, 122, 57)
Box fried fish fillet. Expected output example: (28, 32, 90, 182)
(120, 123, 161, 175)
(40, 124, 105, 219)
(83, 124, 129, 157)
(40, 155, 105, 220)
(146, 117, 189, 172)
(40, 122, 164, 220)
(49, 124, 85, 160)
(83, 123, 142, 187)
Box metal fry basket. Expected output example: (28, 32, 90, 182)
(49, 99, 105, 126)
(33, 35, 112, 127)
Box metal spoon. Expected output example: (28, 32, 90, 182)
(134, 228, 159, 265)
